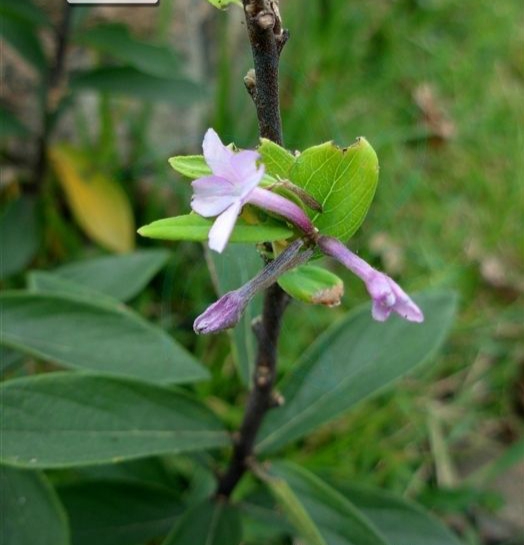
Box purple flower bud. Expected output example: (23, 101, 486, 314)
(194, 240, 313, 334)
(318, 236, 424, 323)
(194, 290, 249, 335)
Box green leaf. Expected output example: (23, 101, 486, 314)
(0, 373, 230, 468)
(168, 155, 212, 179)
(1, 466, 70, 545)
(0, 197, 39, 280)
(138, 214, 293, 244)
(0, 291, 209, 385)
(28, 271, 119, 306)
(336, 484, 464, 545)
(207, 0, 242, 8)
(258, 139, 296, 180)
(162, 500, 242, 545)
(0, 0, 51, 28)
(53, 249, 170, 302)
(168, 154, 277, 185)
(0, 14, 46, 74)
(289, 138, 379, 241)
(264, 461, 388, 545)
(278, 264, 344, 306)
(256, 291, 457, 454)
(75, 23, 181, 78)
(58, 480, 183, 545)
(0, 106, 30, 138)
(70, 67, 203, 104)
(0, 346, 25, 374)
(206, 244, 263, 386)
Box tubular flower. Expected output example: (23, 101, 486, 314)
(318, 236, 424, 323)
(194, 240, 312, 334)
(191, 129, 316, 253)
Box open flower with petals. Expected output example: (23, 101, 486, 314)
(318, 236, 424, 323)
(192, 129, 317, 253)
(191, 128, 265, 253)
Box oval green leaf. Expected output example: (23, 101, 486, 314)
(70, 67, 203, 105)
(256, 291, 457, 454)
(58, 480, 183, 545)
(0, 373, 230, 468)
(1, 466, 70, 545)
(0, 291, 209, 385)
(278, 264, 344, 306)
(258, 139, 296, 180)
(53, 249, 170, 302)
(138, 214, 293, 243)
(335, 483, 464, 545)
(264, 461, 388, 545)
(162, 500, 242, 545)
(289, 138, 379, 241)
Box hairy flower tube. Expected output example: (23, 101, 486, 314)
(191, 129, 316, 252)
(318, 236, 424, 323)
(194, 240, 313, 334)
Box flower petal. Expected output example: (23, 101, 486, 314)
(202, 128, 236, 180)
(372, 301, 391, 322)
(191, 175, 236, 216)
(208, 200, 242, 253)
(230, 150, 263, 191)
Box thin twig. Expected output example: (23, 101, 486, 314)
(215, 0, 289, 498)
(32, 3, 72, 192)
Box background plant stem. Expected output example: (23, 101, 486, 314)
(215, 0, 289, 498)
(32, 3, 72, 192)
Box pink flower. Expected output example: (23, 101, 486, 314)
(318, 236, 424, 323)
(191, 129, 316, 253)
(191, 128, 265, 253)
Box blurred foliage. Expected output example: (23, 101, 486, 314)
(1, 0, 523, 544)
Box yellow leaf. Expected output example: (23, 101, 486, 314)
(49, 145, 134, 253)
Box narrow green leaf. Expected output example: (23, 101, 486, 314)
(28, 271, 118, 306)
(168, 155, 211, 179)
(138, 214, 293, 244)
(0, 373, 230, 468)
(336, 483, 464, 545)
(278, 264, 344, 306)
(289, 138, 379, 241)
(264, 461, 388, 545)
(75, 23, 181, 78)
(1, 466, 70, 545)
(258, 139, 296, 179)
(70, 67, 203, 104)
(0, 292, 209, 385)
(263, 473, 326, 545)
(162, 500, 242, 545)
(257, 291, 457, 454)
(207, 0, 242, 8)
(0, 106, 30, 138)
(0, 197, 39, 280)
(58, 480, 183, 545)
(206, 244, 263, 386)
(53, 249, 170, 302)
(0, 15, 46, 74)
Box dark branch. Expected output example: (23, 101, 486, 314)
(215, 284, 289, 497)
(32, 3, 72, 192)
(242, 0, 286, 144)
(216, 0, 289, 499)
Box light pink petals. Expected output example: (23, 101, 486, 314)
(318, 236, 424, 323)
(208, 201, 242, 253)
(191, 175, 236, 217)
(230, 150, 264, 192)
(202, 128, 236, 180)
